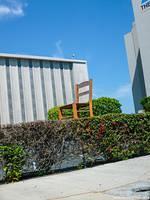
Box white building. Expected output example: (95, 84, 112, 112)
(0, 53, 89, 124)
(125, 0, 150, 112)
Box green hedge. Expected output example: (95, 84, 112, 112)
(0, 113, 150, 182)
(48, 106, 59, 120)
(0, 145, 26, 182)
(141, 96, 150, 112)
(0, 113, 150, 181)
(48, 97, 122, 120)
(92, 97, 122, 116)
(98, 113, 150, 160)
(48, 106, 72, 120)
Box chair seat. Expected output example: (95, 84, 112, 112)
(76, 102, 89, 108)
(62, 116, 73, 120)
(60, 102, 89, 110)
(60, 103, 72, 109)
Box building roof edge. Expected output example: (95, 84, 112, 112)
(0, 53, 87, 64)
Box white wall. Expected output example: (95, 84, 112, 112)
(125, 27, 137, 83)
(63, 63, 73, 104)
(21, 60, 34, 122)
(132, 0, 150, 96)
(53, 62, 64, 106)
(0, 57, 88, 124)
(72, 62, 89, 103)
(32, 60, 45, 120)
(9, 59, 22, 123)
(0, 59, 10, 124)
(42, 61, 54, 111)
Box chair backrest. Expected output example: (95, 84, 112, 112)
(75, 79, 93, 103)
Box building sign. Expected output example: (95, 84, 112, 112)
(141, 0, 150, 10)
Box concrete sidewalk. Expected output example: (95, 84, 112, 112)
(0, 156, 150, 200)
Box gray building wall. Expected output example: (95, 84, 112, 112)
(124, 0, 150, 112)
(0, 54, 89, 125)
(125, 24, 146, 112)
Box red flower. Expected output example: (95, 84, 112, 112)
(98, 123, 106, 137)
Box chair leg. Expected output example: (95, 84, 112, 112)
(58, 108, 63, 120)
(89, 102, 94, 118)
(72, 103, 78, 119)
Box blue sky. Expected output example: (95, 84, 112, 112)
(142, 0, 149, 4)
(0, 0, 135, 113)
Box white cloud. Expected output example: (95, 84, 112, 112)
(0, 5, 23, 16)
(94, 83, 132, 99)
(115, 83, 132, 98)
(53, 40, 64, 58)
(93, 83, 134, 113)
(0, 0, 26, 18)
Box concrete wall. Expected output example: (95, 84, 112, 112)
(132, 0, 150, 97)
(125, 24, 146, 112)
(124, 0, 150, 112)
(0, 54, 89, 125)
(125, 24, 138, 84)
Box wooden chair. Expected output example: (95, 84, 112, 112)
(58, 79, 93, 120)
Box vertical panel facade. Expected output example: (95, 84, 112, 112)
(0, 54, 88, 125)
(32, 60, 45, 120)
(42, 61, 54, 113)
(63, 63, 74, 104)
(21, 60, 34, 122)
(9, 59, 22, 123)
(73, 62, 89, 102)
(0, 59, 10, 124)
(53, 62, 64, 106)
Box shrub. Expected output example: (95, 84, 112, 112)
(48, 106, 59, 120)
(48, 106, 72, 120)
(93, 97, 122, 116)
(98, 113, 150, 160)
(0, 145, 26, 182)
(0, 113, 150, 182)
(48, 97, 122, 120)
(141, 96, 150, 112)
